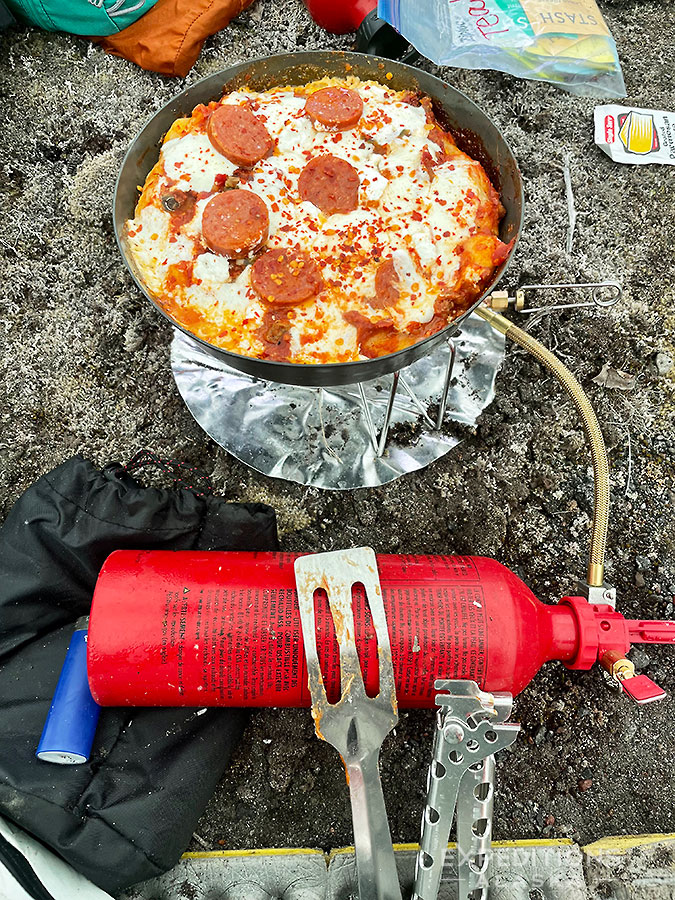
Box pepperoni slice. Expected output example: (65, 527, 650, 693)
(251, 249, 323, 306)
(369, 258, 401, 308)
(298, 155, 359, 216)
(305, 87, 364, 130)
(207, 105, 274, 167)
(202, 190, 269, 258)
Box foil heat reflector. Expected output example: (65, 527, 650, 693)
(171, 314, 505, 490)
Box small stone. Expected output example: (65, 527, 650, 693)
(545, 814, 556, 826)
(623, 719, 638, 741)
(534, 725, 547, 746)
(635, 572, 646, 587)
(630, 648, 650, 669)
(656, 352, 673, 376)
(636, 556, 652, 571)
(578, 778, 593, 792)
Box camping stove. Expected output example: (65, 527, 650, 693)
(171, 314, 504, 490)
(170, 281, 620, 491)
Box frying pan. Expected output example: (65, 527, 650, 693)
(114, 50, 523, 387)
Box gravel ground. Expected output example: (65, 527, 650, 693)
(1, 0, 674, 861)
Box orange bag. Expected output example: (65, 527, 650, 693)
(92, 0, 255, 77)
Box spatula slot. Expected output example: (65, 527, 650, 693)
(312, 586, 341, 704)
(352, 580, 380, 698)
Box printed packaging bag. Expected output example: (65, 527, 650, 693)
(378, 0, 626, 97)
(595, 105, 675, 165)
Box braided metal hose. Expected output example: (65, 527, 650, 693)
(476, 306, 609, 587)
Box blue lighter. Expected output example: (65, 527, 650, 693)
(36, 616, 101, 765)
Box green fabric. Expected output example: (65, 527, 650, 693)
(4, 0, 158, 36)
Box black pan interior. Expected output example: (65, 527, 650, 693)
(114, 51, 523, 387)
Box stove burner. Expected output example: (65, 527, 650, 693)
(171, 315, 504, 490)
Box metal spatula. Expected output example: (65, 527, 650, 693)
(295, 547, 402, 900)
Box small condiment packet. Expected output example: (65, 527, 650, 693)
(595, 105, 675, 165)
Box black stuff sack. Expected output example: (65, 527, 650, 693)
(0, 454, 278, 893)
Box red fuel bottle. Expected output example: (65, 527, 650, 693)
(87, 551, 674, 709)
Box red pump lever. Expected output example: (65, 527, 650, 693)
(619, 619, 674, 702)
(599, 649, 667, 705)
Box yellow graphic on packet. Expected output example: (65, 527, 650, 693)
(618, 111, 659, 155)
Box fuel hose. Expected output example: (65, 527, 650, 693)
(476, 305, 609, 588)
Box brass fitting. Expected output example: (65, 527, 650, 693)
(488, 290, 510, 312)
(487, 290, 526, 312)
(600, 650, 635, 682)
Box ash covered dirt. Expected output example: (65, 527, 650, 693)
(1, 0, 674, 861)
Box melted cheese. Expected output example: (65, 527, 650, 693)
(162, 132, 236, 193)
(127, 206, 194, 293)
(126, 76, 504, 364)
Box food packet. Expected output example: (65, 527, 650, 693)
(377, 0, 626, 98)
(595, 105, 675, 165)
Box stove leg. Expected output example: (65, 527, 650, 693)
(377, 371, 400, 457)
(358, 382, 379, 453)
(400, 376, 435, 428)
(435, 339, 457, 430)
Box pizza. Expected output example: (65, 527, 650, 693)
(125, 76, 512, 365)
